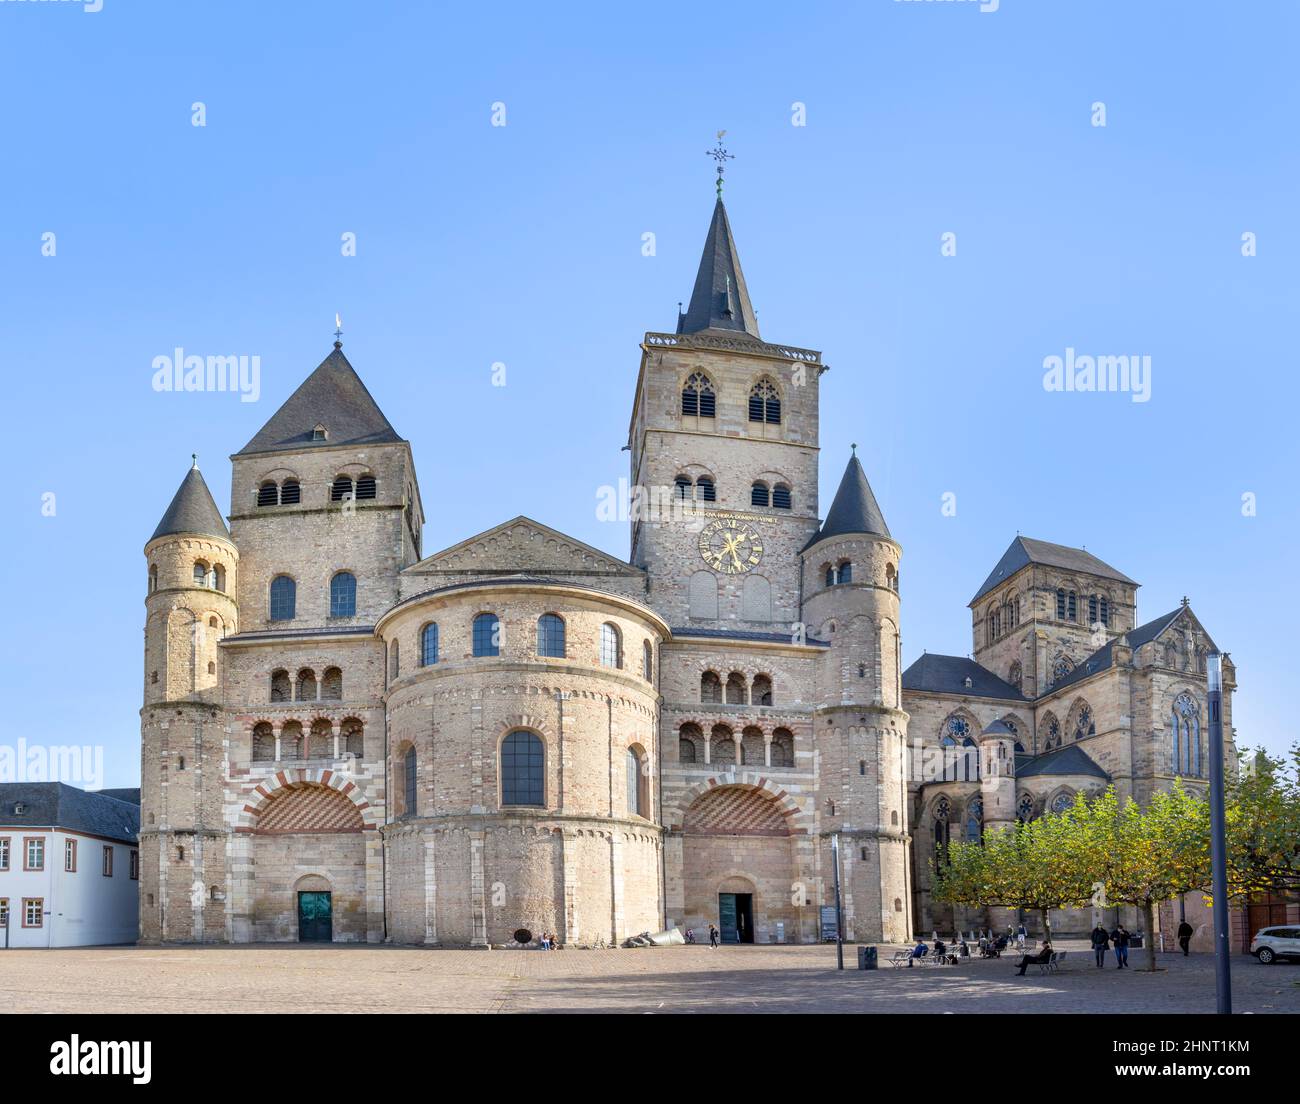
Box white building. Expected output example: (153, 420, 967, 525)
(0, 784, 140, 948)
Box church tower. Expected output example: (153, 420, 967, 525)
(627, 196, 823, 629)
(801, 453, 912, 942)
(140, 459, 238, 942)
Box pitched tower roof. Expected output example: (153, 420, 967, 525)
(150, 460, 229, 543)
(805, 452, 892, 549)
(676, 198, 761, 339)
(237, 343, 402, 456)
(970, 536, 1136, 604)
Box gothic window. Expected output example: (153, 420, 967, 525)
(501, 731, 544, 807)
(933, 796, 951, 867)
(269, 575, 296, 621)
(1050, 792, 1073, 815)
(725, 671, 747, 705)
(748, 377, 781, 424)
(600, 623, 622, 668)
(701, 671, 722, 703)
(257, 481, 279, 507)
(751, 482, 770, 507)
(1008, 660, 1022, 690)
(280, 480, 301, 505)
(421, 623, 439, 666)
(1044, 716, 1062, 750)
(947, 716, 971, 739)
(473, 613, 500, 657)
(321, 667, 342, 700)
(772, 484, 792, 510)
(1074, 704, 1095, 740)
(681, 372, 715, 418)
(770, 727, 794, 767)
(941, 734, 958, 782)
(537, 613, 566, 658)
(836, 561, 853, 585)
(965, 797, 984, 843)
(752, 673, 773, 706)
(354, 474, 376, 500)
(1052, 655, 1073, 683)
(1172, 692, 1201, 777)
(330, 571, 357, 618)
(1017, 794, 1035, 823)
(695, 476, 716, 503)
(962, 737, 980, 781)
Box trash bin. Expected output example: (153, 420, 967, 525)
(857, 945, 878, 970)
(1130, 934, 1144, 949)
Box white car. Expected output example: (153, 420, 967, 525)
(1250, 926, 1300, 964)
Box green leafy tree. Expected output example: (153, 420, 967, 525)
(1222, 744, 1300, 903)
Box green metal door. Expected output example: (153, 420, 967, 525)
(719, 893, 739, 944)
(298, 891, 333, 942)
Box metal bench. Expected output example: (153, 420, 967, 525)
(1035, 950, 1067, 974)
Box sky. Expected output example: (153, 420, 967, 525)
(1, 0, 1296, 788)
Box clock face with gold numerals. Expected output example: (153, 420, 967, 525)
(698, 517, 764, 574)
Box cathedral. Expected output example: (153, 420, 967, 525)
(138, 186, 1236, 946)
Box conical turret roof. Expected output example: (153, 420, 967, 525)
(805, 452, 891, 549)
(676, 198, 761, 339)
(150, 462, 229, 543)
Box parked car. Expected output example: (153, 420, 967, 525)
(1250, 926, 1300, 964)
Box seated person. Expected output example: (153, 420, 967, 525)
(1013, 941, 1054, 976)
(958, 939, 970, 958)
(908, 938, 929, 966)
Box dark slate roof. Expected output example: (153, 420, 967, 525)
(670, 627, 829, 647)
(676, 199, 761, 339)
(970, 536, 1136, 604)
(902, 653, 1028, 701)
(0, 783, 140, 844)
(1015, 744, 1110, 781)
(99, 788, 141, 805)
(804, 453, 891, 550)
(236, 344, 402, 456)
(981, 719, 1017, 737)
(1048, 606, 1186, 694)
(150, 463, 229, 542)
(222, 626, 376, 644)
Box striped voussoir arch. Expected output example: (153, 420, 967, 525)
(236, 768, 377, 833)
(667, 772, 803, 833)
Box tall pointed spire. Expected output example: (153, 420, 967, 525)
(676, 198, 761, 339)
(150, 462, 229, 543)
(805, 451, 892, 549)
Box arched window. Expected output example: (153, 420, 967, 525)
(1050, 792, 1074, 815)
(750, 482, 770, 507)
(342, 717, 364, 757)
(752, 673, 773, 706)
(681, 372, 715, 418)
(309, 718, 332, 758)
(281, 720, 303, 760)
(772, 484, 792, 510)
(321, 667, 342, 700)
(770, 727, 794, 767)
(213, 564, 226, 592)
(148, 564, 158, 592)
(695, 476, 716, 503)
(711, 725, 735, 765)
(354, 474, 376, 500)
(473, 613, 500, 657)
(962, 737, 980, 781)
(330, 571, 357, 618)
(1044, 715, 1062, 750)
(296, 668, 317, 701)
(1173, 693, 1200, 776)
(965, 796, 984, 843)
(330, 475, 354, 502)
(1052, 655, 1073, 683)
(688, 570, 718, 618)
(701, 670, 722, 703)
(402, 745, 417, 816)
(269, 576, 296, 621)
(1016, 794, 1035, 823)
(642, 640, 653, 681)
(674, 475, 693, 501)
(740, 726, 764, 766)
(1099, 596, 1110, 626)
(1073, 703, 1095, 740)
(501, 731, 544, 807)
(599, 622, 622, 668)
(1088, 594, 1098, 624)
(270, 669, 290, 702)
(725, 672, 747, 705)
(193, 562, 208, 587)
(389, 640, 400, 681)
(933, 796, 951, 867)
(1067, 590, 1077, 621)
(836, 561, 853, 585)
(626, 747, 648, 818)
(885, 563, 897, 591)
(252, 722, 275, 762)
(1008, 660, 1022, 690)
(748, 377, 781, 424)
(1056, 587, 1067, 619)
(824, 565, 835, 587)
(257, 481, 279, 507)
(279, 480, 301, 505)
(537, 614, 566, 658)
(679, 723, 701, 764)
(421, 623, 439, 666)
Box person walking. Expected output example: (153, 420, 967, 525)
(1016, 922, 1027, 952)
(1111, 924, 1131, 968)
(1090, 924, 1110, 968)
(1177, 919, 1194, 957)
(708, 922, 720, 949)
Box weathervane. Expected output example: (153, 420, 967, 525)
(334, 312, 343, 348)
(707, 130, 733, 199)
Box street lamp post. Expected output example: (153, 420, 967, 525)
(831, 833, 844, 970)
(1207, 653, 1232, 1015)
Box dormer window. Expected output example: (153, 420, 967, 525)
(312, 424, 328, 441)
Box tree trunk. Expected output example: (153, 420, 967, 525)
(1040, 907, 1050, 943)
(1142, 901, 1157, 971)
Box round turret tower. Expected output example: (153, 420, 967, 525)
(140, 459, 238, 943)
(800, 450, 911, 943)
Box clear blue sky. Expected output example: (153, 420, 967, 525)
(2, 1, 1296, 787)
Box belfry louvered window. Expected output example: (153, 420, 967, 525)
(772, 484, 792, 509)
(330, 476, 354, 502)
(695, 477, 716, 503)
(279, 480, 301, 505)
(748, 378, 781, 424)
(682, 372, 715, 418)
(751, 482, 770, 507)
(354, 475, 376, 500)
(257, 482, 279, 507)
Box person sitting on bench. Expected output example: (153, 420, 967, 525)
(907, 938, 929, 967)
(1014, 940, 1053, 976)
